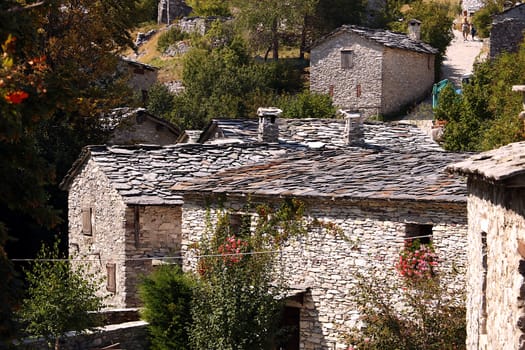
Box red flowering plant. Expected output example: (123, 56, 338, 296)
(1, 35, 47, 107)
(396, 239, 438, 279)
(217, 235, 249, 266)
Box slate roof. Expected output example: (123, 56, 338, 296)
(59, 143, 298, 205)
(173, 148, 469, 203)
(447, 141, 525, 182)
(311, 25, 438, 55)
(102, 107, 181, 136)
(200, 118, 444, 152)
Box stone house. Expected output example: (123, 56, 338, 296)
(489, 3, 525, 59)
(118, 58, 158, 103)
(157, 0, 192, 24)
(448, 141, 525, 350)
(103, 108, 181, 146)
(174, 143, 469, 350)
(62, 114, 470, 349)
(309, 24, 438, 119)
(60, 141, 296, 307)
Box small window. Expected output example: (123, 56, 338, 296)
(229, 213, 251, 237)
(106, 263, 116, 293)
(405, 223, 432, 244)
(341, 50, 353, 69)
(82, 207, 92, 236)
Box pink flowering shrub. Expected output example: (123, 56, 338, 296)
(396, 239, 438, 279)
(217, 235, 248, 265)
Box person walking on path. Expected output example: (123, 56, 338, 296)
(462, 16, 470, 41)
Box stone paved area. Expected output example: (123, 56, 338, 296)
(441, 29, 484, 86)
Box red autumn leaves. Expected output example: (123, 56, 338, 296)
(5, 90, 29, 104)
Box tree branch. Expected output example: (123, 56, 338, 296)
(7, 1, 45, 13)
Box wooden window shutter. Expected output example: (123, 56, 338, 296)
(341, 50, 353, 69)
(106, 263, 116, 293)
(82, 207, 92, 235)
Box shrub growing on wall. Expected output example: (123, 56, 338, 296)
(345, 258, 466, 349)
(139, 265, 195, 350)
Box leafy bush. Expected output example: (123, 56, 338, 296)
(279, 91, 335, 119)
(146, 83, 176, 121)
(345, 268, 466, 349)
(188, 0, 231, 16)
(438, 44, 525, 151)
(17, 240, 104, 350)
(157, 26, 190, 53)
(139, 265, 195, 350)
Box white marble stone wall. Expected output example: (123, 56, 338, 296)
(181, 196, 468, 350)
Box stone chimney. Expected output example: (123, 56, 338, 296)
(339, 110, 364, 146)
(408, 19, 422, 41)
(257, 107, 281, 143)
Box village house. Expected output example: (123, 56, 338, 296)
(489, 3, 525, 59)
(309, 23, 438, 119)
(61, 113, 469, 349)
(174, 130, 469, 349)
(448, 141, 525, 350)
(118, 58, 158, 103)
(103, 108, 181, 146)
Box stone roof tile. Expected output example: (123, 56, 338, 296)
(174, 148, 469, 203)
(201, 118, 443, 152)
(312, 25, 438, 55)
(60, 143, 300, 205)
(447, 141, 525, 181)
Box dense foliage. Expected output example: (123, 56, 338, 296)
(346, 267, 466, 349)
(139, 265, 195, 350)
(279, 91, 336, 119)
(190, 207, 290, 350)
(436, 44, 525, 151)
(389, 0, 455, 79)
(157, 27, 190, 53)
(17, 241, 104, 350)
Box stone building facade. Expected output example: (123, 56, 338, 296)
(104, 108, 181, 146)
(310, 25, 437, 119)
(118, 58, 158, 102)
(62, 115, 469, 348)
(448, 141, 525, 350)
(157, 0, 192, 24)
(176, 145, 469, 350)
(60, 142, 295, 308)
(490, 3, 525, 59)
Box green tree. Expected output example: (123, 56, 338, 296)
(188, 0, 231, 16)
(171, 37, 295, 128)
(139, 265, 195, 350)
(438, 44, 525, 151)
(191, 201, 307, 349)
(472, 0, 505, 38)
(18, 240, 105, 350)
(232, 0, 316, 60)
(390, 0, 455, 79)
(279, 91, 336, 119)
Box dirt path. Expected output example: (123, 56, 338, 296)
(440, 29, 484, 86)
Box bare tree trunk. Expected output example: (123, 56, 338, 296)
(54, 336, 60, 350)
(300, 15, 308, 60)
(271, 18, 279, 60)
